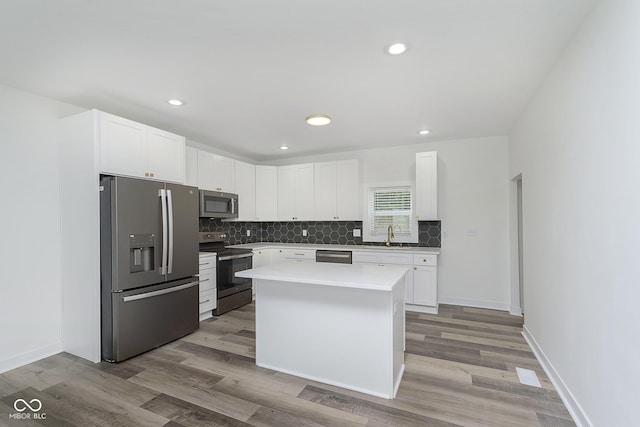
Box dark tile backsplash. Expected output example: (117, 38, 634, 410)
(199, 219, 441, 248)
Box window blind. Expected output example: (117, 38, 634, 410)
(368, 186, 413, 235)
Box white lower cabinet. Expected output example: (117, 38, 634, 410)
(252, 246, 437, 311)
(269, 248, 287, 264)
(411, 254, 438, 309)
(413, 266, 437, 307)
(252, 249, 271, 299)
(199, 254, 217, 320)
(353, 250, 438, 310)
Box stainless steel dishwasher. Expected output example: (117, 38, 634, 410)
(315, 249, 352, 264)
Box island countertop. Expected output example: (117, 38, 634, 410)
(236, 260, 408, 291)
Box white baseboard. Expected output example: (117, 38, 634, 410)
(405, 304, 438, 314)
(438, 296, 510, 312)
(522, 325, 592, 427)
(0, 342, 63, 374)
(510, 305, 523, 316)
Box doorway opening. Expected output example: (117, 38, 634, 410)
(509, 174, 524, 316)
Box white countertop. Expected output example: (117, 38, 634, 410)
(236, 260, 409, 291)
(229, 242, 440, 254)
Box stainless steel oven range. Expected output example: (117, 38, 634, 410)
(199, 232, 253, 315)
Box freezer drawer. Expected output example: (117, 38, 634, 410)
(102, 278, 199, 362)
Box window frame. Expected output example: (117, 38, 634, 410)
(362, 182, 419, 244)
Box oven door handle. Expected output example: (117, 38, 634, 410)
(218, 253, 253, 261)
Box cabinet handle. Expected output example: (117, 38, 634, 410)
(199, 262, 210, 266)
(423, 259, 427, 262)
(200, 278, 210, 282)
(414, 267, 417, 270)
(150, 172, 154, 177)
(145, 172, 149, 177)
(294, 253, 305, 256)
(416, 215, 420, 219)
(200, 299, 210, 304)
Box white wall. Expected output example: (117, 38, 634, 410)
(0, 85, 83, 372)
(509, 0, 640, 425)
(264, 136, 511, 309)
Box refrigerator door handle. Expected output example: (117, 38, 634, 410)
(122, 281, 199, 302)
(167, 189, 174, 275)
(159, 188, 168, 275)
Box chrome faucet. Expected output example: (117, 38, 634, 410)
(386, 225, 394, 247)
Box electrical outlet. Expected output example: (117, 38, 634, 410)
(353, 229, 361, 237)
(246, 230, 251, 237)
(302, 229, 308, 237)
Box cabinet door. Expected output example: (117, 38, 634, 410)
(277, 166, 296, 220)
(256, 166, 278, 221)
(270, 248, 287, 264)
(147, 127, 185, 183)
(235, 161, 255, 221)
(413, 266, 437, 306)
(416, 151, 438, 220)
(185, 147, 198, 187)
(197, 151, 216, 191)
(99, 112, 146, 178)
(314, 162, 337, 220)
(295, 163, 315, 220)
(214, 155, 235, 192)
(336, 160, 359, 220)
(252, 249, 270, 267)
(405, 268, 415, 304)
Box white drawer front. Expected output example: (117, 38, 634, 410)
(199, 254, 216, 269)
(199, 289, 215, 312)
(379, 253, 412, 265)
(284, 249, 316, 260)
(353, 252, 379, 264)
(413, 254, 438, 266)
(198, 274, 215, 292)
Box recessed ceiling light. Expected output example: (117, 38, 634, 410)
(167, 99, 184, 106)
(306, 114, 332, 126)
(280, 144, 289, 150)
(418, 129, 430, 135)
(385, 42, 408, 55)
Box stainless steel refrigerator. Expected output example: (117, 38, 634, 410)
(100, 175, 199, 362)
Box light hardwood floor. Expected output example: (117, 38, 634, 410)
(0, 304, 574, 426)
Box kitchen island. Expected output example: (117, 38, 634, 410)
(236, 260, 407, 399)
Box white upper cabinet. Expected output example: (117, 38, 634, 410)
(234, 160, 256, 221)
(146, 127, 186, 183)
(185, 147, 198, 187)
(99, 112, 185, 183)
(277, 166, 296, 220)
(314, 159, 360, 221)
(415, 151, 438, 220)
(277, 163, 314, 221)
(255, 165, 278, 221)
(197, 151, 235, 192)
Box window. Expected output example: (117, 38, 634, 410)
(363, 184, 418, 243)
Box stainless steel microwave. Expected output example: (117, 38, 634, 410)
(199, 190, 239, 219)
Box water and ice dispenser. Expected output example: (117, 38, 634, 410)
(129, 234, 155, 273)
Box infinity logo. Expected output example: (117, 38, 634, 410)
(13, 398, 42, 412)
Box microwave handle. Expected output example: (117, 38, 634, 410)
(231, 198, 236, 214)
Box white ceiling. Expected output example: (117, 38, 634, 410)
(0, 0, 597, 161)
